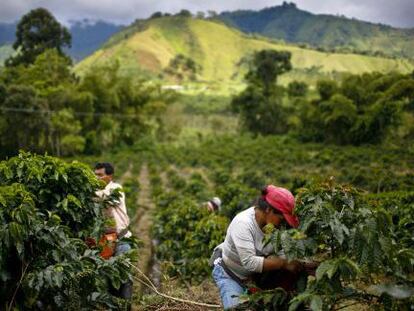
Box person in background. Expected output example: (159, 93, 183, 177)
(205, 196, 222, 212)
(210, 185, 307, 310)
(94, 162, 133, 302)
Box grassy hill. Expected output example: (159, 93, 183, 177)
(218, 2, 414, 59)
(75, 17, 414, 88)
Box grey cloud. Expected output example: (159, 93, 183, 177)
(293, 0, 414, 28)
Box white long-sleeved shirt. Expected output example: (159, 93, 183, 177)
(219, 207, 279, 280)
(96, 181, 132, 238)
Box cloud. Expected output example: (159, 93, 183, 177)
(0, 0, 413, 28)
(294, 0, 414, 28)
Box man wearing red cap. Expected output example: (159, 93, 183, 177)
(210, 185, 304, 310)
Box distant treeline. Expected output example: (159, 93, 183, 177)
(0, 8, 176, 158)
(0, 50, 173, 158)
(232, 50, 414, 146)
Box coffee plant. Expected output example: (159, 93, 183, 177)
(0, 152, 137, 310)
(246, 179, 414, 311)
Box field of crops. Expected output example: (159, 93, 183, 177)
(130, 134, 412, 309)
(77, 135, 414, 309)
(1, 129, 413, 310)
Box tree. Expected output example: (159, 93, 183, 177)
(245, 50, 292, 95)
(351, 99, 402, 145)
(6, 8, 71, 66)
(79, 62, 170, 149)
(231, 50, 292, 135)
(341, 74, 372, 109)
(1, 84, 49, 154)
(150, 12, 163, 19)
(232, 86, 290, 135)
(14, 49, 74, 90)
(207, 10, 218, 18)
(287, 81, 308, 98)
(164, 54, 201, 82)
(50, 108, 85, 156)
(317, 79, 338, 101)
(320, 94, 357, 144)
(176, 9, 192, 17)
(296, 73, 410, 145)
(384, 79, 414, 111)
(0, 83, 6, 103)
(196, 11, 206, 19)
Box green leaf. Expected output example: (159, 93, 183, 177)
(263, 293, 273, 305)
(44, 268, 52, 286)
(90, 292, 100, 301)
(316, 260, 336, 280)
(0, 194, 6, 206)
(337, 257, 360, 280)
(330, 219, 347, 245)
(9, 222, 23, 242)
(288, 293, 313, 311)
(310, 295, 323, 311)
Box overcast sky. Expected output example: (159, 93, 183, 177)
(0, 0, 413, 28)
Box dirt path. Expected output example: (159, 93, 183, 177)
(131, 164, 155, 303)
(131, 164, 222, 310)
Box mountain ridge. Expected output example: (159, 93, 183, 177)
(217, 2, 414, 59)
(74, 16, 414, 88)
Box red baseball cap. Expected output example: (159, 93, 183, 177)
(262, 185, 299, 228)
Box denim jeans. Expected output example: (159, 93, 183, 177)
(115, 242, 133, 301)
(115, 241, 131, 256)
(212, 263, 245, 310)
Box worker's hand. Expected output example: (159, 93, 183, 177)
(284, 260, 303, 273)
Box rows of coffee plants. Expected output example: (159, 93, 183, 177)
(0, 152, 138, 310)
(149, 164, 229, 282)
(158, 135, 413, 193)
(121, 162, 141, 219)
(147, 136, 413, 309)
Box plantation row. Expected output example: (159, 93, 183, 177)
(155, 135, 414, 194)
(146, 136, 414, 310)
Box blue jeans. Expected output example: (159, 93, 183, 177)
(115, 241, 131, 256)
(115, 242, 133, 301)
(212, 263, 245, 310)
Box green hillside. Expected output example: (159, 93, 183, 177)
(218, 3, 414, 59)
(75, 17, 414, 87)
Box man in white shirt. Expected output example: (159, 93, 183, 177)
(95, 163, 131, 239)
(94, 162, 132, 302)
